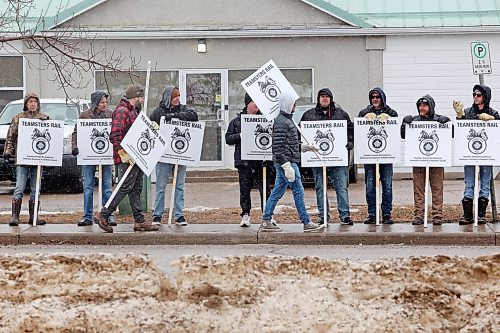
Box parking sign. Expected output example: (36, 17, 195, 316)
(471, 42, 492, 75)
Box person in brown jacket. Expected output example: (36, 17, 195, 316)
(71, 91, 116, 226)
(3, 92, 49, 226)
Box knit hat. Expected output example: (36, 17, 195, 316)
(244, 93, 253, 107)
(23, 92, 40, 111)
(171, 88, 180, 101)
(125, 85, 144, 99)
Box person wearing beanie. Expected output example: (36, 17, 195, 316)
(149, 85, 198, 226)
(453, 85, 499, 224)
(70, 91, 116, 227)
(358, 87, 398, 225)
(299, 88, 354, 226)
(260, 92, 321, 232)
(94, 85, 159, 233)
(225, 93, 273, 227)
(4, 92, 49, 226)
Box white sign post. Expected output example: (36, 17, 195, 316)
(471, 42, 492, 75)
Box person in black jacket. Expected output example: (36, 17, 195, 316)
(358, 87, 398, 225)
(225, 93, 272, 227)
(401, 94, 450, 225)
(300, 88, 353, 225)
(149, 85, 198, 226)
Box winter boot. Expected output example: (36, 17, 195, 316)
(9, 198, 22, 226)
(29, 199, 47, 225)
(459, 197, 473, 225)
(478, 197, 489, 224)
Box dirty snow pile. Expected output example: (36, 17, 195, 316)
(0, 253, 498, 332)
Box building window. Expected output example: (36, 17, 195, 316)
(0, 56, 24, 112)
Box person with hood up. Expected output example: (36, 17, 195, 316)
(149, 85, 198, 225)
(260, 92, 321, 232)
(4, 92, 49, 226)
(358, 87, 398, 225)
(300, 88, 354, 225)
(401, 94, 451, 225)
(225, 93, 273, 227)
(71, 91, 116, 227)
(453, 85, 499, 224)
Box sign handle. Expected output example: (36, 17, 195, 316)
(167, 164, 179, 226)
(323, 165, 328, 228)
(33, 165, 42, 226)
(262, 163, 267, 214)
(98, 164, 103, 211)
(424, 166, 429, 228)
(105, 164, 134, 209)
(474, 165, 479, 227)
(143, 61, 152, 114)
(375, 163, 380, 226)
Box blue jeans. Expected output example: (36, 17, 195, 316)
(263, 162, 310, 224)
(364, 164, 393, 217)
(82, 165, 113, 221)
(464, 165, 492, 199)
(153, 162, 187, 219)
(312, 166, 350, 221)
(13, 166, 37, 200)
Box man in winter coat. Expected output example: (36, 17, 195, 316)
(358, 87, 398, 225)
(401, 94, 451, 225)
(71, 91, 116, 226)
(300, 88, 353, 225)
(225, 93, 272, 227)
(149, 85, 198, 225)
(4, 92, 49, 226)
(261, 92, 321, 232)
(94, 85, 159, 233)
(453, 85, 500, 224)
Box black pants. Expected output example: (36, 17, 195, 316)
(101, 163, 144, 223)
(238, 163, 271, 216)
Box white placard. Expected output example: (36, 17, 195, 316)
(453, 120, 500, 166)
(240, 115, 273, 161)
(17, 119, 64, 166)
(159, 118, 205, 166)
(76, 119, 113, 165)
(240, 60, 299, 121)
(300, 120, 348, 167)
(120, 112, 167, 176)
(404, 121, 452, 167)
(354, 117, 401, 164)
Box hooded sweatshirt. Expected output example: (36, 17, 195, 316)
(461, 84, 499, 120)
(358, 87, 398, 117)
(271, 92, 301, 165)
(400, 94, 451, 139)
(149, 85, 198, 124)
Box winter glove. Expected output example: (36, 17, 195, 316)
(364, 113, 377, 121)
(437, 115, 451, 124)
(71, 148, 79, 156)
(162, 114, 174, 123)
(151, 121, 160, 130)
(453, 100, 465, 118)
(378, 113, 391, 122)
(479, 113, 495, 121)
(403, 115, 413, 124)
(301, 144, 320, 153)
(281, 162, 296, 183)
(118, 149, 135, 165)
(3, 154, 11, 163)
(345, 142, 354, 151)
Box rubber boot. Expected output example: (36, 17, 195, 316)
(478, 197, 489, 224)
(29, 199, 47, 225)
(9, 198, 22, 226)
(459, 197, 473, 225)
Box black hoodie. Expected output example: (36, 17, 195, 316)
(149, 85, 198, 124)
(358, 87, 398, 117)
(400, 94, 451, 139)
(461, 84, 499, 120)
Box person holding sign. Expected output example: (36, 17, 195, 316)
(454, 85, 499, 224)
(149, 85, 198, 225)
(358, 87, 398, 225)
(401, 95, 451, 225)
(94, 85, 159, 233)
(4, 92, 48, 226)
(71, 91, 116, 227)
(226, 93, 273, 227)
(261, 92, 321, 232)
(300, 88, 354, 225)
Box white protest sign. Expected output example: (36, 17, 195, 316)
(76, 119, 113, 165)
(120, 112, 167, 176)
(241, 60, 299, 121)
(240, 115, 273, 161)
(354, 117, 401, 164)
(300, 120, 348, 167)
(17, 119, 64, 166)
(404, 121, 452, 167)
(159, 118, 205, 166)
(453, 120, 500, 166)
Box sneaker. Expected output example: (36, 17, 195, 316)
(108, 215, 117, 226)
(260, 219, 282, 232)
(432, 219, 443, 226)
(133, 220, 160, 232)
(412, 217, 424, 225)
(340, 217, 353, 225)
(93, 212, 113, 233)
(175, 216, 187, 226)
(77, 218, 93, 227)
(363, 216, 375, 225)
(240, 214, 251, 227)
(303, 222, 322, 232)
(382, 215, 394, 225)
(152, 216, 162, 225)
(478, 217, 487, 225)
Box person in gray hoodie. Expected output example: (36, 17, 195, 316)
(149, 85, 198, 225)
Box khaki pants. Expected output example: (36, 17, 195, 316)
(413, 167, 444, 220)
